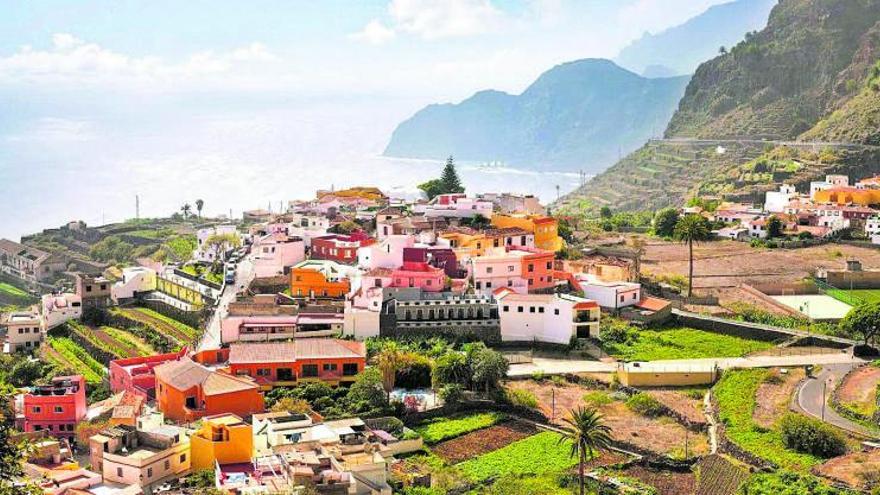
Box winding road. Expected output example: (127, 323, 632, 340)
(794, 362, 878, 439)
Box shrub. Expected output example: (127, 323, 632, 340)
(439, 383, 464, 407)
(625, 392, 665, 417)
(505, 388, 538, 409)
(583, 390, 613, 407)
(778, 413, 846, 458)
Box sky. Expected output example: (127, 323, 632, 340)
(0, 0, 732, 100)
(0, 0, 735, 239)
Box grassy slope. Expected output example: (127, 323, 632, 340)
(413, 412, 506, 445)
(601, 327, 773, 361)
(458, 431, 580, 482)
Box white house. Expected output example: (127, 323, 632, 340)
(40, 293, 82, 331)
(810, 174, 849, 199)
(413, 194, 494, 219)
(495, 288, 600, 344)
(287, 213, 331, 247)
(764, 184, 797, 213)
(715, 227, 749, 241)
(193, 225, 239, 263)
(577, 275, 641, 310)
(357, 235, 414, 270)
(111, 266, 157, 303)
(3, 310, 42, 353)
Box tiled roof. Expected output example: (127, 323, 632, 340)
(202, 373, 258, 396)
(228, 339, 366, 364)
(635, 296, 671, 312)
(153, 359, 211, 391)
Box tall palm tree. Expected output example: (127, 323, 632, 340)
(673, 213, 710, 297)
(375, 342, 415, 398)
(180, 203, 192, 219)
(557, 407, 612, 495)
(195, 199, 204, 218)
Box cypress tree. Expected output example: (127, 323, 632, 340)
(440, 156, 464, 194)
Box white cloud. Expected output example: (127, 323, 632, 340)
(0, 33, 283, 88)
(351, 0, 504, 43)
(349, 19, 397, 45)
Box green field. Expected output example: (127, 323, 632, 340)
(601, 327, 774, 361)
(827, 288, 880, 305)
(0, 282, 29, 298)
(413, 412, 506, 445)
(458, 431, 581, 482)
(714, 369, 821, 471)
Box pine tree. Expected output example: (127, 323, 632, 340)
(439, 156, 464, 194)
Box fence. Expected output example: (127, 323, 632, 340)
(812, 277, 866, 306)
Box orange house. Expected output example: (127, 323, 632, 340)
(290, 267, 350, 299)
(190, 414, 253, 470)
(227, 339, 366, 388)
(491, 213, 563, 252)
(813, 186, 880, 206)
(153, 358, 264, 423)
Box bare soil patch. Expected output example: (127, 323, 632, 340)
(646, 389, 707, 426)
(838, 365, 880, 417)
(753, 368, 805, 428)
(617, 464, 696, 495)
(506, 380, 709, 456)
(642, 239, 880, 290)
(816, 449, 880, 490)
(432, 420, 538, 464)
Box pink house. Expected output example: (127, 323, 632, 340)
(253, 233, 306, 277)
(391, 249, 445, 292)
(221, 312, 344, 344)
(109, 349, 188, 400)
(22, 375, 87, 440)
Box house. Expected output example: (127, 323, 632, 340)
(748, 217, 770, 239)
(380, 289, 500, 342)
(490, 213, 563, 251)
(413, 193, 493, 219)
(251, 411, 317, 455)
(867, 215, 880, 243)
(252, 234, 306, 278)
(287, 213, 331, 247)
(109, 349, 188, 400)
(810, 174, 850, 198)
(374, 207, 406, 239)
(111, 266, 157, 303)
(22, 375, 87, 441)
(290, 262, 353, 299)
(243, 209, 273, 223)
(390, 250, 446, 293)
(3, 310, 43, 353)
(376, 216, 448, 244)
(220, 311, 344, 344)
(357, 235, 414, 270)
(40, 293, 82, 331)
(0, 238, 66, 283)
(713, 210, 759, 226)
(478, 193, 545, 215)
(856, 175, 880, 189)
(813, 186, 880, 206)
(577, 275, 641, 310)
(226, 339, 366, 388)
(495, 289, 600, 343)
(89, 423, 190, 490)
(86, 391, 146, 428)
(715, 227, 749, 241)
(437, 227, 534, 259)
(311, 231, 375, 264)
(470, 247, 555, 295)
(76, 274, 113, 309)
(153, 358, 264, 423)
(190, 413, 253, 470)
(764, 184, 798, 213)
(193, 224, 239, 263)
(155, 267, 221, 310)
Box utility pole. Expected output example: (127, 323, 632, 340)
(555, 185, 560, 202)
(821, 380, 827, 420)
(135, 194, 140, 221)
(551, 387, 556, 422)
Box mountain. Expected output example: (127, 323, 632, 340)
(383, 59, 689, 173)
(615, 0, 777, 77)
(558, 0, 880, 214)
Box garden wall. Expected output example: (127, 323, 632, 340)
(139, 298, 203, 329)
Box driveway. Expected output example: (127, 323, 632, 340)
(198, 253, 254, 351)
(794, 362, 878, 439)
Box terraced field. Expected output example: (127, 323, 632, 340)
(43, 337, 106, 383)
(110, 307, 200, 344)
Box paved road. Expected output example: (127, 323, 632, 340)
(652, 137, 880, 151)
(795, 362, 877, 439)
(508, 352, 863, 377)
(198, 253, 254, 351)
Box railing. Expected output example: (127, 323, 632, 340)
(812, 277, 866, 306)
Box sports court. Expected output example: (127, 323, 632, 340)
(770, 294, 852, 321)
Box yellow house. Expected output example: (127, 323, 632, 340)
(491, 214, 563, 252)
(190, 414, 253, 470)
(438, 227, 533, 258)
(617, 362, 717, 387)
(813, 186, 880, 206)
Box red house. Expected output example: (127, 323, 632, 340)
(311, 231, 375, 264)
(227, 339, 366, 389)
(22, 375, 87, 441)
(108, 348, 188, 400)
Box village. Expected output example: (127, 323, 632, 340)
(5, 160, 880, 495)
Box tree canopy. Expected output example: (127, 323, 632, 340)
(839, 301, 880, 345)
(419, 156, 465, 200)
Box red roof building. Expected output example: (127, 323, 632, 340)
(108, 348, 188, 400)
(311, 231, 375, 264)
(22, 375, 87, 441)
(227, 339, 366, 389)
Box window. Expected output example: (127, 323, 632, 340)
(528, 279, 534, 286)
(517, 306, 524, 313)
(180, 453, 187, 463)
(554, 309, 560, 315)
(343, 363, 359, 376)
(117, 467, 123, 477)
(147, 467, 153, 478)
(619, 295, 624, 303)
(302, 364, 319, 377)
(475, 281, 481, 289)
(503, 305, 509, 312)
(100, 284, 107, 290)
(256, 368, 271, 377)
(32, 406, 41, 414)
(86, 285, 92, 292)
(520, 235, 526, 245)
(538, 307, 545, 313)
(546, 261, 552, 269)
(527, 264, 534, 273)
(529, 306, 535, 313)
(185, 396, 197, 409)
(507, 265, 514, 272)
(164, 460, 170, 470)
(507, 280, 513, 287)
(323, 363, 338, 371)
(54, 406, 63, 413)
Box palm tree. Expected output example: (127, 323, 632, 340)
(673, 213, 710, 297)
(557, 407, 612, 495)
(375, 342, 416, 398)
(180, 203, 192, 219)
(195, 199, 204, 218)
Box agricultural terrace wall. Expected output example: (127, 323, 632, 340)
(826, 270, 880, 290)
(138, 298, 203, 329)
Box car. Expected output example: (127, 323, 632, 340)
(225, 272, 235, 284)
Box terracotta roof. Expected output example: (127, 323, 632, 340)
(202, 373, 258, 396)
(228, 339, 365, 364)
(153, 359, 211, 391)
(573, 301, 599, 310)
(635, 296, 671, 312)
